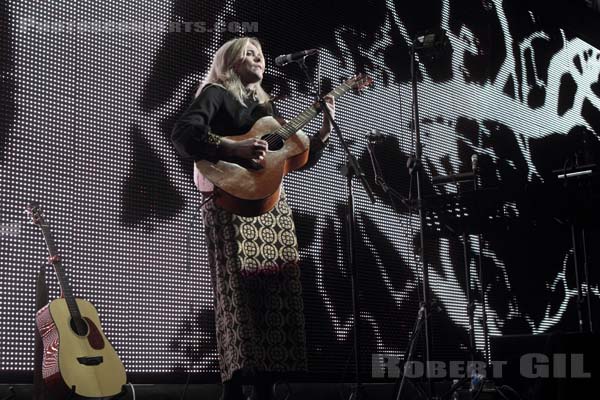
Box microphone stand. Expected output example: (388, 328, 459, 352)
(408, 41, 433, 400)
(365, 138, 433, 400)
(557, 157, 595, 333)
(295, 56, 375, 400)
(392, 37, 440, 400)
(472, 163, 491, 364)
(433, 163, 490, 400)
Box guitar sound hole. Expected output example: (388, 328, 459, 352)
(261, 134, 284, 151)
(70, 317, 89, 336)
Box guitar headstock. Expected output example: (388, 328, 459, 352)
(25, 202, 45, 226)
(345, 73, 374, 93)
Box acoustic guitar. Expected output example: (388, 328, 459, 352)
(26, 203, 126, 398)
(194, 73, 373, 216)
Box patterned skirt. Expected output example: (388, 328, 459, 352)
(201, 190, 308, 382)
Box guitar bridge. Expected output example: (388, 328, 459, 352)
(237, 158, 264, 170)
(77, 356, 103, 366)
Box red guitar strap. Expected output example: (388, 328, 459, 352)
(33, 264, 49, 400)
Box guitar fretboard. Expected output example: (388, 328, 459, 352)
(275, 81, 352, 140)
(39, 222, 81, 321)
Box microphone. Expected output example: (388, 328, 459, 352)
(365, 129, 384, 143)
(274, 49, 318, 66)
(431, 154, 480, 186)
(471, 153, 479, 173)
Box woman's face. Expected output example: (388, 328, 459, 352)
(235, 41, 265, 87)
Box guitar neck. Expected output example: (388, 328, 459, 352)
(276, 81, 354, 140)
(39, 222, 81, 320)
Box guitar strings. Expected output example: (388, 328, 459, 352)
(258, 79, 360, 148)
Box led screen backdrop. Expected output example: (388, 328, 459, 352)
(1, 0, 599, 381)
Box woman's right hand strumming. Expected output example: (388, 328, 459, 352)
(219, 138, 268, 162)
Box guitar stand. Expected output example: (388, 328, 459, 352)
(0, 386, 15, 400)
(64, 385, 128, 400)
(114, 385, 128, 400)
(65, 386, 77, 400)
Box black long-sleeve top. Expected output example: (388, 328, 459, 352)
(171, 84, 327, 168)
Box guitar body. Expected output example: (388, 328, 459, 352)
(195, 116, 310, 216)
(36, 298, 126, 398)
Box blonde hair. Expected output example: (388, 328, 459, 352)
(196, 37, 270, 105)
